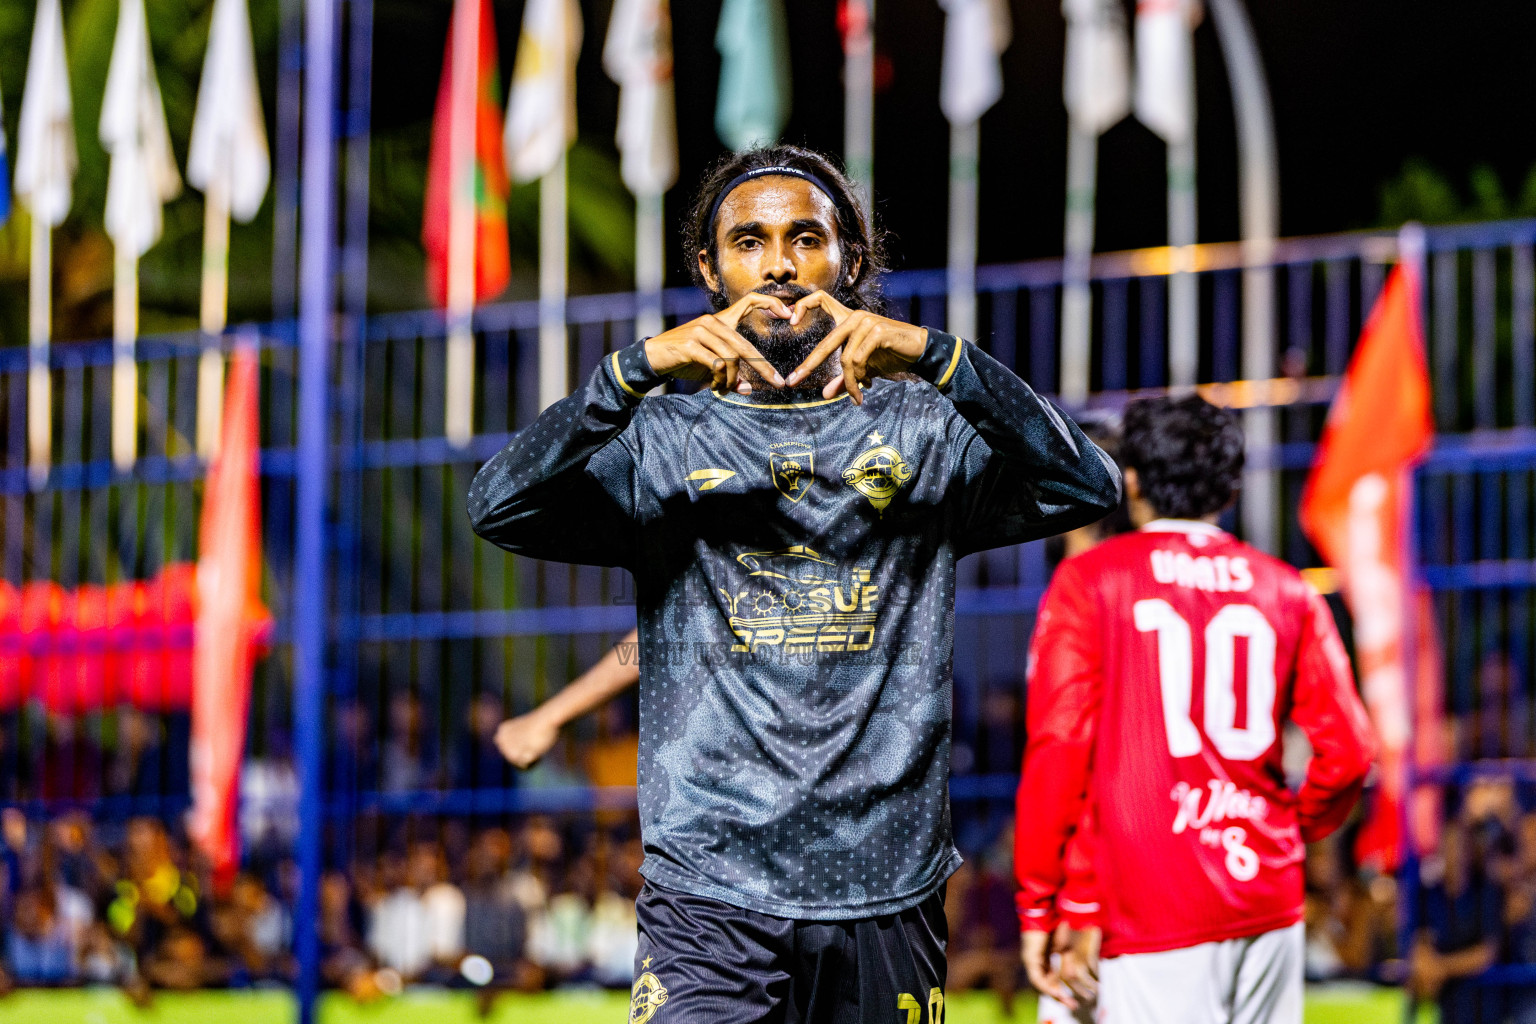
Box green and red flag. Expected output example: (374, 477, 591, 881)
(424, 0, 511, 306)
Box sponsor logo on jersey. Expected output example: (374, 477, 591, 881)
(630, 965, 669, 1023)
(842, 432, 913, 513)
(686, 468, 736, 491)
(719, 546, 880, 653)
(1170, 780, 1266, 881)
(1150, 550, 1254, 593)
(769, 441, 815, 502)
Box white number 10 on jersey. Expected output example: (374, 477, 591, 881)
(1133, 600, 1278, 761)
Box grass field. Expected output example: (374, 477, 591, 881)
(0, 985, 1437, 1023)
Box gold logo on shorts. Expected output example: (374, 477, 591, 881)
(842, 432, 913, 513)
(630, 970, 669, 1023)
(769, 441, 815, 502)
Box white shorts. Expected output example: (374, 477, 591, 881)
(1096, 922, 1303, 1024)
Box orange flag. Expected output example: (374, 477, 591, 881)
(1299, 262, 1438, 872)
(189, 347, 271, 891)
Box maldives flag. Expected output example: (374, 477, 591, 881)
(188, 347, 271, 892)
(424, 0, 511, 307)
(1299, 261, 1438, 872)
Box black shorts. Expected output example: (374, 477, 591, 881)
(629, 880, 948, 1024)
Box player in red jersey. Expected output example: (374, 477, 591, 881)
(1014, 395, 1376, 1024)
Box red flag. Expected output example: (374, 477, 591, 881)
(1299, 262, 1437, 872)
(0, 582, 20, 710)
(423, 0, 511, 307)
(189, 348, 271, 892)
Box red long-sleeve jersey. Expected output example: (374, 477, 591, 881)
(1014, 520, 1376, 957)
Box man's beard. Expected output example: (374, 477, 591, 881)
(731, 283, 845, 393)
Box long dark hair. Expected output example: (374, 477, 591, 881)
(684, 145, 888, 314)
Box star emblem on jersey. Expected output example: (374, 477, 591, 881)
(842, 433, 913, 512)
(769, 441, 816, 502)
(630, 969, 669, 1024)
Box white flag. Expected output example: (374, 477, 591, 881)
(505, 0, 582, 184)
(603, 0, 677, 197)
(939, 0, 1012, 126)
(15, 0, 77, 227)
(1063, 0, 1130, 135)
(100, 0, 182, 258)
(1134, 0, 1195, 144)
(188, 0, 270, 222)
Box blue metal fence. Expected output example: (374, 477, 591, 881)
(2, 217, 1535, 1013)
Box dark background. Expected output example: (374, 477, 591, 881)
(0, 0, 1532, 334)
(375, 0, 1536, 283)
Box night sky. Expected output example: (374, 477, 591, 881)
(375, 0, 1536, 284)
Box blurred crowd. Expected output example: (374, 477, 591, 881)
(0, 806, 643, 1011)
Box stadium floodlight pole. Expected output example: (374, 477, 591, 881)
(292, 0, 339, 1016)
(1205, 0, 1279, 552)
(843, 0, 875, 215)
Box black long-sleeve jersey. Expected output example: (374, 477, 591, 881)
(468, 329, 1120, 919)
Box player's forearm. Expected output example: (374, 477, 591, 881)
(918, 331, 1120, 504)
(468, 341, 658, 559)
(1293, 598, 1378, 842)
(1013, 741, 1094, 931)
(533, 633, 642, 728)
(1439, 940, 1497, 979)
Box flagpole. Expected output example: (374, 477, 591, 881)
(1060, 117, 1097, 404)
(1166, 95, 1198, 389)
(445, 0, 479, 445)
(112, 248, 138, 471)
(198, 172, 231, 458)
(1206, 0, 1279, 551)
(635, 191, 664, 341)
(843, 0, 875, 215)
(28, 214, 51, 486)
(538, 148, 568, 410)
(947, 119, 979, 344)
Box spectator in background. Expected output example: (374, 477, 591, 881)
(1410, 792, 1506, 1023)
(946, 829, 1022, 1016)
(240, 738, 301, 872)
(1456, 652, 1531, 760)
(586, 832, 638, 988)
(507, 817, 560, 960)
(366, 842, 464, 983)
(462, 828, 536, 1014)
(40, 711, 102, 802)
(454, 693, 515, 791)
(6, 887, 75, 984)
(381, 692, 431, 794)
(319, 870, 378, 1000)
(329, 697, 380, 794)
(1303, 831, 1397, 981)
(108, 708, 162, 800)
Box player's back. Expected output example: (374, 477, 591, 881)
(1075, 520, 1322, 956)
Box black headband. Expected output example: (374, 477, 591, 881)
(706, 165, 843, 235)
